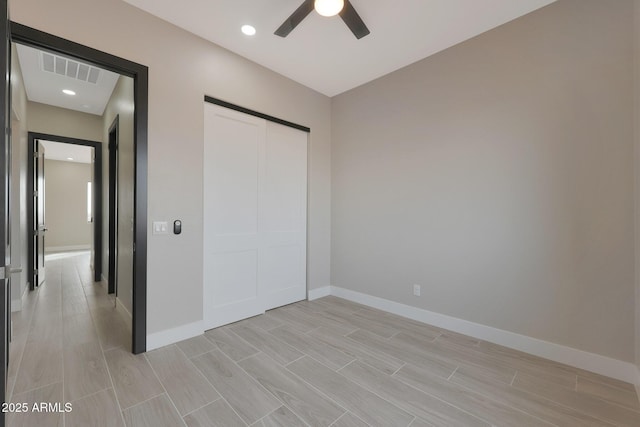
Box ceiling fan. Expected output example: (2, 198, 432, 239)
(275, 0, 370, 40)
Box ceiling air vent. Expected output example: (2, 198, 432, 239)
(41, 52, 101, 84)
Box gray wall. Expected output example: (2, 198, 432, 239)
(331, 0, 634, 362)
(10, 0, 332, 336)
(43, 159, 92, 250)
(27, 101, 104, 142)
(102, 75, 135, 316)
(10, 43, 29, 309)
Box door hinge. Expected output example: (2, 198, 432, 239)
(33, 190, 38, 197)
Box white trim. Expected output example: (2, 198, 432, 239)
(330, 286, 638, 383)
(45, 244, 91, 253)
(308, 286, 331, 300)
(146, 320, 204, 351)
(635, 367, 640, 405)
(11, 281, 30, 312)
(115, 298, 132, 330)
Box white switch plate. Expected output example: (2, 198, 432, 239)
(413, 284, 421, 297)
(153, 221, 169, 235)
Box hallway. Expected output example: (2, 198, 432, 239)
(7, 251, 131, 426)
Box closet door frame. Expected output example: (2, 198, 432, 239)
(204, 97, 310, 133)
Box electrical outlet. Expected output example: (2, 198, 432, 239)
(413, 284, 421, 296)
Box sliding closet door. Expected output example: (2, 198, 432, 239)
(203, 104, 266, 329)
(203, 103, 308, 330)
(260, 122, 307, 310)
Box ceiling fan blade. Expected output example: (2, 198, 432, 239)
(274, 0, 315, 37)
(340, 0, 370, 39)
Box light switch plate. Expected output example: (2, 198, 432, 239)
(153, 221, 169, 235)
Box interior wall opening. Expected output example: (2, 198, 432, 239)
(10, 36, 140, 354)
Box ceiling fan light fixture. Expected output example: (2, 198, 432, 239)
(314, 0, 344, 17)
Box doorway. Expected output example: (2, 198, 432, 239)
(27, 133, 103, 289)
(10, 23, 148, 355)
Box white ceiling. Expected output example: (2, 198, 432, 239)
(123, 0, 556, 97)
(39, 140, 93, 164)
(16, 44, 120, 116)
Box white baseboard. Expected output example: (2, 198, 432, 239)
(147, 320, 204, 351)
(11, 282, 30, 312)
(330, 286, 637, 384)
(635, 367, 640, 404)
(115, 298, 132, 331)
(45, 245, 91, 253)
(308, 286, 331, 300)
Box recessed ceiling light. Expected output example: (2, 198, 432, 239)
(82, 104, 90, 108)
(62, 89, 76, 96)
(67, 157, 74, 161)
(241, 25, 256, 36)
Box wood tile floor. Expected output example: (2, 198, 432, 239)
(7, 251, 640, 426)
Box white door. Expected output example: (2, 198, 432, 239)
(203, 103, 307, 330)
(204, 104, 266, 329)
(260, 122, 307, 310)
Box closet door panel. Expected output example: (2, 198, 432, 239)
(203, 104, 265, 329)
(260, 122, 308, 310)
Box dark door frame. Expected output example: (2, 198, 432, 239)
(1, 0, 9, 418)
(33, 140, 47, 289)
(27, 133, 103, 286)
(107, 116, 119, 295)
(12, 22, 148, 354)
